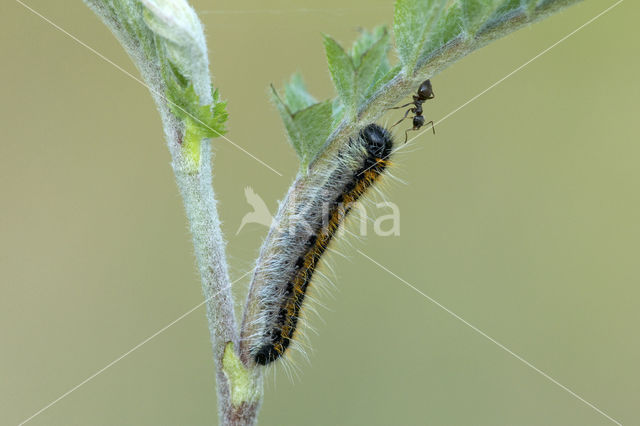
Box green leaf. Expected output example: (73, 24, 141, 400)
(524, 0, 539, 16)
(441, 2, 465, 42)
(324, 35, 356, 117)
(322, 27, 393, 115)
(351, 26, 388, 68)
(489, 0, 525, 23)
(156, 39, 227, 140)
(354, 28, 391, 105)
(459, 0, 503, 35)
(173, 84, 228, 138)
(331, 98, 346, 127)
(284, 73, 317, 113)
(371, 46, 392, 83)
(366, 64, 402, 100)
(480, 0, 536, 33)
(393, 0, 533, 69)
(394, 0, 447, 71)
(423, 2, 465, 56)
(292, 102, 334, 166)
(271, 86, 333, 168)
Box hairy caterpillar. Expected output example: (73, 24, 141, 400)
(241, 124, 393, 366)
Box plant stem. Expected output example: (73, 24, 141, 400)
(171, 143, 238, 422)
(83, 1, 261, 423)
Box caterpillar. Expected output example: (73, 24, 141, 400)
(242, 123, 394, 366)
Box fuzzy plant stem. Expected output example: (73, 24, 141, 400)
(172, 143, 240, 423)
(174, 143, 261, 424)
(83, 1, 261, 424)
(239, 0, 581, 362)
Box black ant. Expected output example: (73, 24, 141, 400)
(387, 79, 435, 143)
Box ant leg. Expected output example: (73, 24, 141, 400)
(403, 128, 414, 144)
(389, 108, 412, 129)
(404, 124, 434, 143)
(384, 102, 414, 111)
(426, 120, 435, 134)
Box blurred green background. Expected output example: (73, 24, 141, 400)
(1, 0, 638, 425)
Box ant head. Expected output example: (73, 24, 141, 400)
(417, 79, 434, 100)
(413, 115, 425, 128)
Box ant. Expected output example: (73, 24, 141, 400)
(387, 79, 435, 143)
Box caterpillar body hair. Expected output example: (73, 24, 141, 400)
(241, 124, 394, 366)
